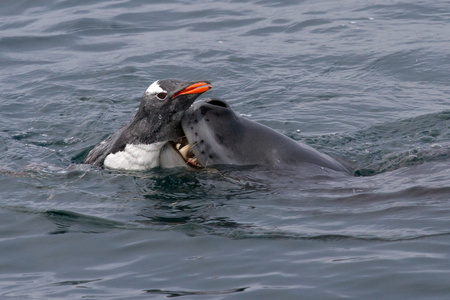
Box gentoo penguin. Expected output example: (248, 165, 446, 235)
(84, 79, 212, 170)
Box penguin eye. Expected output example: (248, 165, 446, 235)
(156, 92, 167, 100)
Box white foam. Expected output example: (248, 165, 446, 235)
(145, 80, 165, 95)
(104, 142, 166, 170)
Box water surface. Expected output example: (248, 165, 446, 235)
(1, 0, 450, 299)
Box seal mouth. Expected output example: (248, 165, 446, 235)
(172, 82, 212, 99)
(170, 138, 202, 168)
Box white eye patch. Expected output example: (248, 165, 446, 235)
(145, 80, 166, 96)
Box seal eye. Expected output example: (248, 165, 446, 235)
(156, 92, 167, 100)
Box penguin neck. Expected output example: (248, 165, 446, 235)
(129, 111, 184, 144)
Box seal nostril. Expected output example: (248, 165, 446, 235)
(206, 99, 229, 108)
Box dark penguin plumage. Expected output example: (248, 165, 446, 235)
(84, 79, 212, 169)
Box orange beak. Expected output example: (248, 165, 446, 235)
(172, 82, 212, 99)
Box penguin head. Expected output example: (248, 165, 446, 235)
(138, 79, 211, 116)
(134, 79, 212, 142)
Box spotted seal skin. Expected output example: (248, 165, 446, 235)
(180, 99, 352, 174)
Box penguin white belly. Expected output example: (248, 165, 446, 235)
(104, 142, 166, 170)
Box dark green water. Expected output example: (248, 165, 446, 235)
(1, 0, 450, 299)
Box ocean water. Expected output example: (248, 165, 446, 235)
(1, 0, 450, 299)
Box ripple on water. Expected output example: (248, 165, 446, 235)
(1, 0, 450, 299)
